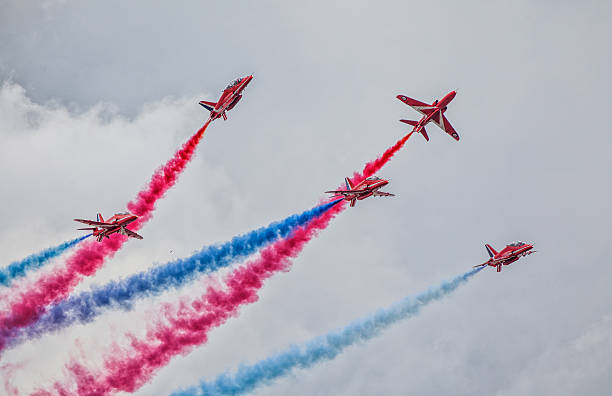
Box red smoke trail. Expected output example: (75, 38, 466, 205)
(45, 131, 414, 395)
(48, 202, 344, 395)
(1, 363, 22, 396)
(0, 120, 211, 351)
(355, 131, 414, 183)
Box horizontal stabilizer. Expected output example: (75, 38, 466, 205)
(400, 120, 428, 141)
(419, 126, 429, 141)
(400, 119, 418, 127)
(198, 100, 216, 112)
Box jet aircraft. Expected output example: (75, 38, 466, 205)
(473, 241, 535, 272)
(74, 213, 142, 242)
(396, 91, 459, 141)
(325, 176, 394, 207)
(199, 75, 253, 121)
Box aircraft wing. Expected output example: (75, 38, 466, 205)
(430, 114, 460, 141)
(74, 219, 111, 227)
(397, 95, 437, 116)
(325, 189, 367, 195)
(124, 229, 143, 240)
(373, 191, 395, 197)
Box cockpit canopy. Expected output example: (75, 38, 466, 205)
(365, 176, 381, 181)
(508, 241, 526, 247)
(225, 79, 242, 90)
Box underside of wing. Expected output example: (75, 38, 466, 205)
(325, 189, 367, 194)
(373, 191, 395, 197)
(396, 95, 437, 116)
(124, 229, 143, 240)
(74, 219, 109, 226)
(431, 114, 460, 141)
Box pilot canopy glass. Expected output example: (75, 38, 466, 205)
(225, 79, 242, 90)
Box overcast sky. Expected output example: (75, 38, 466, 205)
(1, 1, 611, 395)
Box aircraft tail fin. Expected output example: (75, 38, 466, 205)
(485, 244, 498, 258)
(345, 177, 354, 190)
(97, 213, 104, 223)
(198, 100, 216, 112)
(400, 120, 429, 141)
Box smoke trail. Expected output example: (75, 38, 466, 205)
(7, 200, 341, 348)
(0, 363, 22, 396)
(49, 200, 345, 395)
(43, 131, 415, 394)
(173, 267, 484, 396)
(357, 131, 413, 182)
(0, 121, 211, 352)
(0, 235, 90, 288)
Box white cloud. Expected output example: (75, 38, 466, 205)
(1, 1, 612, 395)
(496, 314, 612, 396)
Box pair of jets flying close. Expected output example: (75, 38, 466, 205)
(73, 76, 255, 243)
(74, 75, 534, 272)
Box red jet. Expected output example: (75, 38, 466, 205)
(397, 91, 459, 141)
(326, 176, 394, 207)
(74, 213, 143, 242)
(199, 75, 253, 121)
(473, 241, 535, 272)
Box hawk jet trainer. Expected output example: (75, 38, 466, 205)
(397, 91, 459, 141)
(326, 176, 394, 207)
(473, 241, 535, 272)
(199, 75, 253, 121)
(74, 213, 143, 242)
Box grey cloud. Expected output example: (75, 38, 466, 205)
(1, 1, 611, 395)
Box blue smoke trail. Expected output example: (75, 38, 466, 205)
(10, 200, 342, 346)
(171, 267, 484, 396)
(0, 235, 90, 287)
